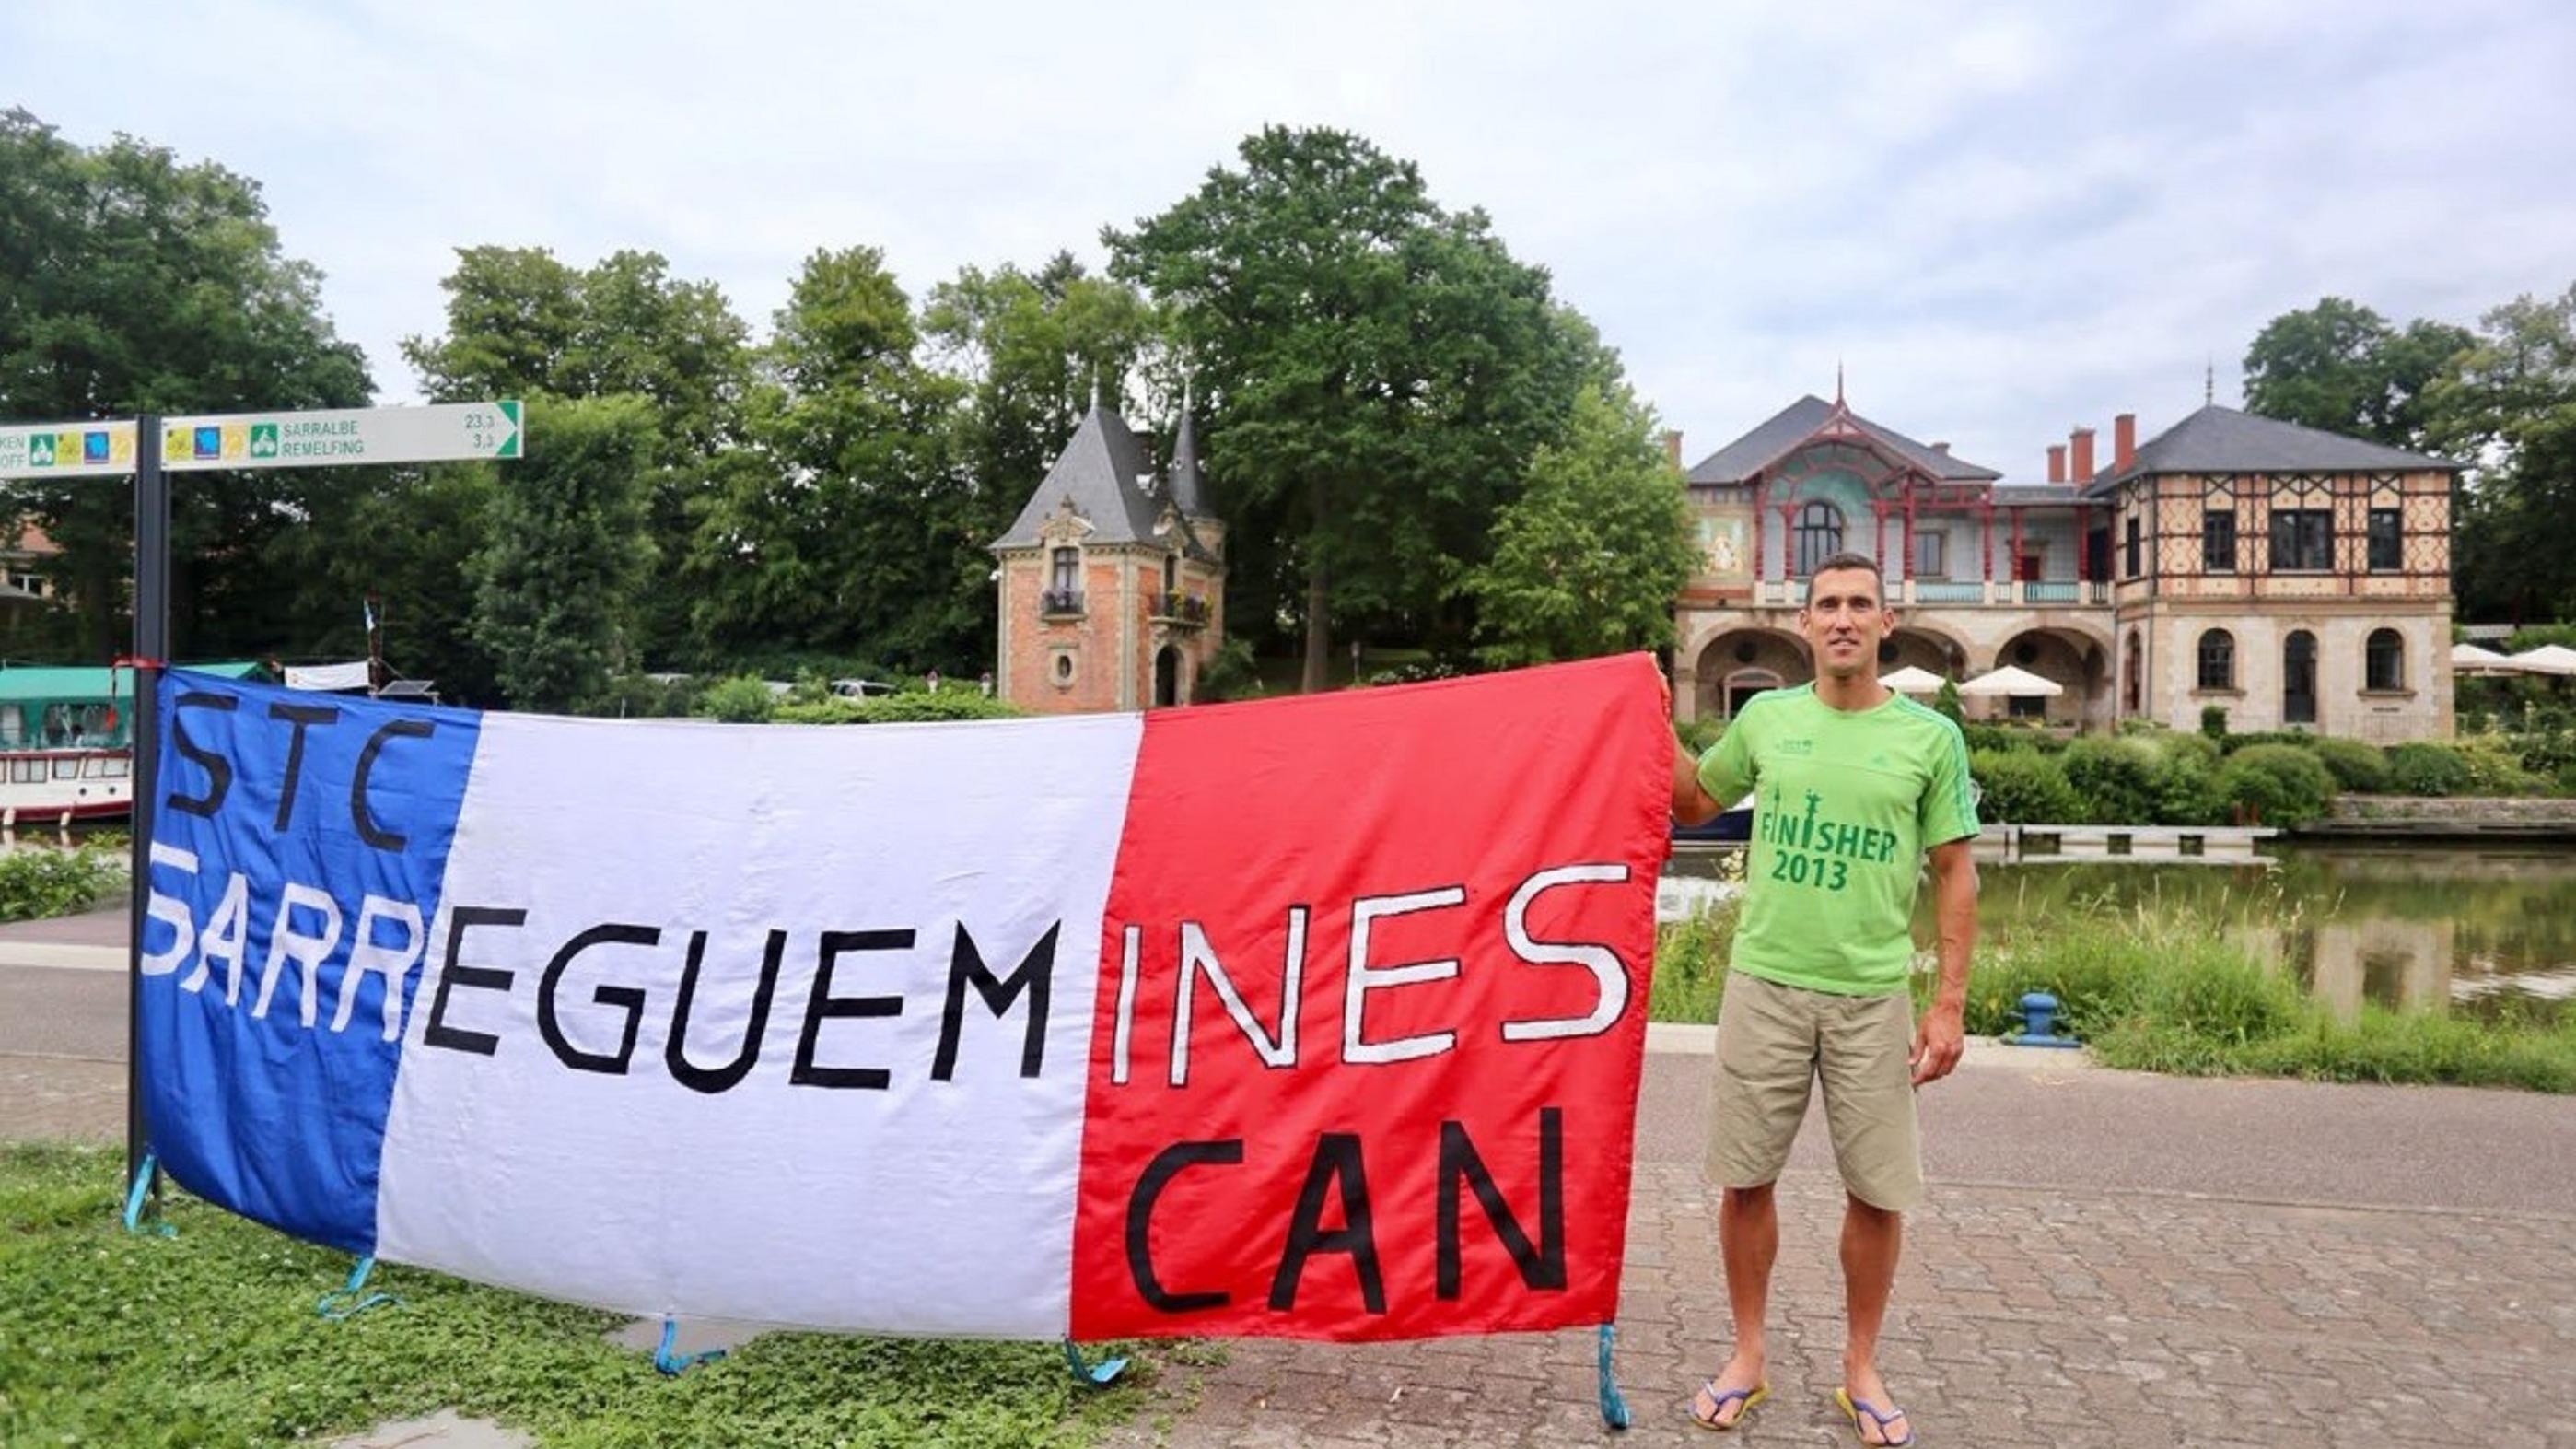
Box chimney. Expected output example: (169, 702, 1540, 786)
(1662, 429, 1684, 471)
(1929, 440, 1951, 455)
(2114, 412, 2138, 472)
(2046, 444, 2066, 484)
(2069, 427, 2096, 485)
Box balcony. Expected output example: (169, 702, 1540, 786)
(1039, 588, 1084, 618)
(1148, 590, 1210, 629)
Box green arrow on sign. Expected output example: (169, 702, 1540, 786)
(496, 399, 522, 459)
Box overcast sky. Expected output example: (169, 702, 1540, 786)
(9, 0, 2573, 482)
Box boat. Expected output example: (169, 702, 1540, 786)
(0, 661, 268, 824)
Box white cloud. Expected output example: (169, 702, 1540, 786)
(6, 0, 2571, 483)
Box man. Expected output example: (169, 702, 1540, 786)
(1671, 551, 1978, 1443)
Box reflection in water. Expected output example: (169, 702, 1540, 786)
(1976, 844, 2576, 1018)
(1670, 841, 2576, 1018)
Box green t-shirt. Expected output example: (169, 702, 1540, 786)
(1695, 684, 1978, 997)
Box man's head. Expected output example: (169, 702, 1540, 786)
(1799, 551, 1894, 682)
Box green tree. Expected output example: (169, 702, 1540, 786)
(2431, 286, 2576, 623)
(1108, 126, 1602, 690)
(273, 463, 501, 703)
(404, 246, 752, 666)
(1468, 384, 1696, 667)
(0, 109, 372, 660)
(692, 247, 972, 669)
(469, 394, 655, 711)
(2242, 297, 2474, 450)
(924, 252, 1161, 494)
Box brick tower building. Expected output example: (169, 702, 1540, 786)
(990, 403, 1225, 713)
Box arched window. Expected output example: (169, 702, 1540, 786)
(2123, 629, 2142, 713)
(2197, 628, 2234, 691)
(2366, 628, 2405, 692)
(2284, 630, 2318, 725)
(1793, 501, 1845, 577)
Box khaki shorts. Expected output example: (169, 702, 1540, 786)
(1708, 970, 1924, 1211)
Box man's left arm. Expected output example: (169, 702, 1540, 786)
(1911, 838, 1976, 1086)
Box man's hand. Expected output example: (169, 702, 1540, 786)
(1910, 1000, 1964, 1087)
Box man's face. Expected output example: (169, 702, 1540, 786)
(1799, 567, 1894, 681)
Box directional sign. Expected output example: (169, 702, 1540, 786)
(0, 421, 137, 478)
(0, 402, 520, 479)
(162, 401, 521, 472)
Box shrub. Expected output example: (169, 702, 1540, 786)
(0, 847, 126, 923)
(2517, 724, 2576, 777)
(2061, 736, 2161, 824)
(1651, 905, 1738, 1025)
(697, 676, 777, 724)
(2220, 743, 2336, 825)
(1962, 721, 2068, 754)
(768, 693, 1023, 725)
(2200, 704, 2229, 742)
(1969, 748, 2083, 824)
(585, 673, 702, 719)
(2454, 735, 2547, 795)
(2223, 730, 2318, 754)
(2505, 622, 2576, 653)
(2149, 736, 2229, 826)
(1932, 678, 1964, 725)
(1195, 637, 1262, 703)
(846, 692, 1020, 724)
(2311, 738, 2393, 793)
(770, 697, 862, 725)
(2387, 742, 2473, 796)
(2559, 761, 2576, 797)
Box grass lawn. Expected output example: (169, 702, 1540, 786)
(0, 1144, 1162, 1448)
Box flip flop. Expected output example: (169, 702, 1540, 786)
(1834, 1386, 1916, 1446)
(1688, 1380, 1767, 1431)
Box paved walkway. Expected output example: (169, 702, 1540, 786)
(8, 904, 2575, 1447)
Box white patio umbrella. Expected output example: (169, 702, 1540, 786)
(1957, 664, 2065, 698)
(1878, 664, 1946, 694)
(2509, 644, 2576, 677)
(2450, 642, 2519, 675)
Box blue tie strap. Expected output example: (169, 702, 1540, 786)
(653, 1316, 727, 1376)
(1597, 1323, 1631, 1429)
(1063, 1338, 1128, 1386)
(317, 1255, 399, 1320)
(122, 1151, 174, 1238)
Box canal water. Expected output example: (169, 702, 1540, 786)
(1667, 841, 2576, 1019)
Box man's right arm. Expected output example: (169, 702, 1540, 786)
(1672, 714, 1754, 825)
(1672, 747, 1722, 824)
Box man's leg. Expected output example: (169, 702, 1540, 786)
(1839, 1195, 1910, 1444)
(1695, 1181, 1778, 1422)
(1817, 990, 1923, 1444)
(1696, 974, 1813, 1427)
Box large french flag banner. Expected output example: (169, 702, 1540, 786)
(137, 653, 1669, 1343)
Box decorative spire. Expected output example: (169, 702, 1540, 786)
(2205, 356, 2214, 406)
(1089, 366, 1101, 413)
(1835, 359, 1846, 408)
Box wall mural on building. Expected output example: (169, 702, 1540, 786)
(1696, 511, 1750, 583)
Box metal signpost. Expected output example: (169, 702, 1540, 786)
(0, 401, 522, 1196)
